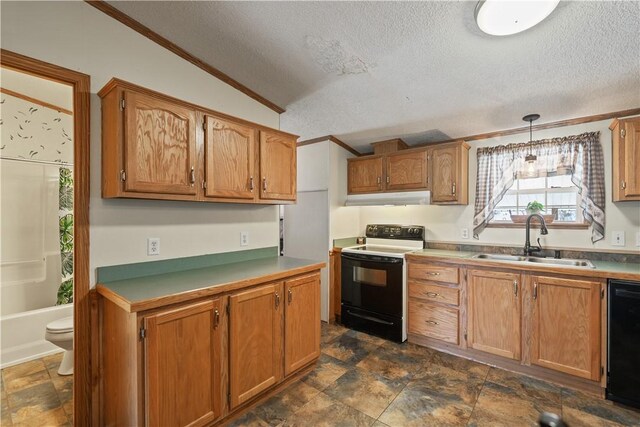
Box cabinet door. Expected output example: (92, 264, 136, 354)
(284, 274, 321, 376)
(204, 115, 257, 200)
(531, 276, 601, 380)
(468, 270, 521, 360)
(229, 283, 283, 408)
(431, 145, 459, 203)
(259, 131, 297, 201)
(124, 91, 197, 195)
(144, 299, 222, 427)
(622, 118, 640, 198)
(386, 150, 429, 191)
(347, 156, 384, 194)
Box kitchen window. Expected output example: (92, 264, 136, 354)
(490, 175, 585, 225)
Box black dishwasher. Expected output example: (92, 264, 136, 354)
(607, 279, 640, 409)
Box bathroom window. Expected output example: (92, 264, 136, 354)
(490, 175, 585, 225)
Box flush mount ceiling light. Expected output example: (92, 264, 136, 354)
(475, 0, 560, 36)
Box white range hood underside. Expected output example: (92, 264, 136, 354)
(345, 191, 431, 206)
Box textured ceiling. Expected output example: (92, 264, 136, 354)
(107, 1, 640, 153)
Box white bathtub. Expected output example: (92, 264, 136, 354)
(0, 303, 72, 368)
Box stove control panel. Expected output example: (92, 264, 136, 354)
(365, 224, 425, 240)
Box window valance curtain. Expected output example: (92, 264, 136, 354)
(473, 131, 605, 243)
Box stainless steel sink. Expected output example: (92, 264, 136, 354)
(525, 257, 595, 268)
(472, 253, 595, 268)
(473, 254, 527, 262)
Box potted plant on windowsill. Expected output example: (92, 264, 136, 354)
(510, 201, 555, 224)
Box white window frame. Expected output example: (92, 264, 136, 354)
(489, 176, 584, 224)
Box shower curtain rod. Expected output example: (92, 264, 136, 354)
(0, 156, 73, 167)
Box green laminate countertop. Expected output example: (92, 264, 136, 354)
(97, 256, 325, 313)
(406, 249, 640, 281)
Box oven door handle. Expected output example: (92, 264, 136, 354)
(346, 310, 395, 326)
(341, 254, 403, 264)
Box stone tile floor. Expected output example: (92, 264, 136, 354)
(231, 322, 640, 427)
(1, 325, 639, 426)
(1, 352, 72, 426)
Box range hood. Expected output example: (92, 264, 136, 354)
(345, 190, 431, 206)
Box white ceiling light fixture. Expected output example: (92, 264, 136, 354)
(475, 0, 560, 36)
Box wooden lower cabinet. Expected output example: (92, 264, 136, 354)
(229, 283, 283, 409)
(144, 299, 223, 427)
(467, 270, 521, 360)
(530, 275, 602, 380)
(100, 271, 321, 427)
(284, 274, 321, 375)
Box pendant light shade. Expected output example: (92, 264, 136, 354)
(475, 0, 560, 36)
(523, 114, 540, 177)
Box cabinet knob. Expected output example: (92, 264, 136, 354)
(621, 181, 627, 190)
(275, 291, 280, 308)
(263, 177, 267, 192)
(214, 309, 220, 327)
(533, 282, 538, 300)
(190, 167, 195, 185)
(513, 280, 518, 296)
(426, 292, 440, 298)
(288, 288, 293, 304)
(425, 320, 439, 325)
(249, 176, 254, 192)
(452, 182, 456, 195)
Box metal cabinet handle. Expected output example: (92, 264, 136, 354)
(452, 182, 456, 195)
(263, 177, 267, 192)
(533, 282, 538, 300)
(513, 280, 518, 296)
(275, 291, 280, 308)
(249, 176, 254, 192)
(425, 320, 439, 325)
(621, 181, 627, 190)
(377, 176, 381, 185)
(386, 176, 390, 184)
(214, 309, 220, 327)
(288, 288, 293, 304)
(190, 167, 195, 185)
(426, 292, 440, 298)
(426, 272, 440, 276)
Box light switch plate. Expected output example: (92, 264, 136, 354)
(240, 231, 249, 246)
(147, 237, 160, 255)
(611, 231, 625, 247)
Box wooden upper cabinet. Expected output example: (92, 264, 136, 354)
(611, 116, 640, 201)
(431, 141, 469, 204)
(259, 131, 297, 201)
(530, 276, 601, 380)
(348, 156, 384, 194)
(144, 299, 222, 427)
(468, 269, 521, 360)
(284, 274, 321, 376)
(123, 91, 197, 195)
(386, 149, 429, 191)
(204, 115, 257, 200)
(229, 283, 283, 409)
(99, 79, 298, 204)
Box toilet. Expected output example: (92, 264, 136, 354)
(45, 316, 73, 375)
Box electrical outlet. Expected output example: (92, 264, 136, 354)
(240, 231, 249, 246)
(636, 231, 640, 247)
(461, 228, 469, 239)
(147, 237, 160, 255)
(611, 231, 625, 247)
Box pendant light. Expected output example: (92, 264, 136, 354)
(523, 113, 540, 177)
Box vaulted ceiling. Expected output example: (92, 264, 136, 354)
(107, 1, 640, 153)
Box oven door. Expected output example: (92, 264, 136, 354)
(341, 252, 403, 317)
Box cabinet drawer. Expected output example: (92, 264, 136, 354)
(408, 300, 459, 344)
(408, 263, 459, 284)
(409, 281, 459, 306)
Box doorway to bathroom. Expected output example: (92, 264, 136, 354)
(0, 50, 90, 425)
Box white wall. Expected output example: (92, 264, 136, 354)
(329, 143, 360, 241)
(1, 1, 283, 286)
(360, 119, 640, 251)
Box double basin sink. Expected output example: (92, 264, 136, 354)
(472, 253, 595, 268)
